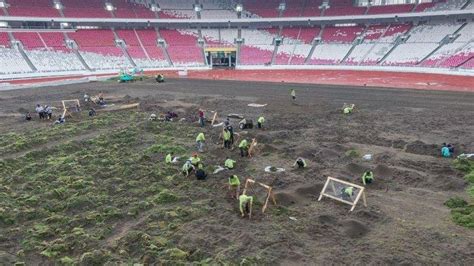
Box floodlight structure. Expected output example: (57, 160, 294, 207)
(0, 1, 6, 8)
(235, 4, 243, 18)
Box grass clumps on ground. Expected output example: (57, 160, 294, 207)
(0, 111, 208, 264)
(446, 157, 474, 228)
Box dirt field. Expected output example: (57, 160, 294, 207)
(0, 77, 473, 264)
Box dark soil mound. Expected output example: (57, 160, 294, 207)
(342, 220, 369, 238)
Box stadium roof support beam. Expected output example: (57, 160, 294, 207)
(2, 10, 472, 29)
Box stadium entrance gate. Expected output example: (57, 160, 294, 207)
(205, 47, 236, 68)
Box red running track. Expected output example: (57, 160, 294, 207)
(4, 69, 474, 92)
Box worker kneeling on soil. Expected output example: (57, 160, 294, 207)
(257, 116, 265, 129)
(182, 160, 195, 177)
(441, 143, 453, 158)
(196, 132, 206, 152)
(156, 74, 165, 83)
(165, 153, 174, 164)
(239, 194, 253, 218)
(362, 170, 374, 185)
(341, 186, 355, 201)
(343, 103, 354, 114)
(195, 164, 207, 180)
(225, 157, 236, 169)
(190, 153, 201, 167)
(293, 157, 307, 168)
(229, 175, 241, 199)
(239, 139, 249, 157)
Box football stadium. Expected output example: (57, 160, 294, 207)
(0, 0, 473, 264)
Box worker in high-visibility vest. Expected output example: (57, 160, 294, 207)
(362, 170, 374, 185)
(228, 175, 241, 199)
(223, 128, 232, 149)
(239, 139, 249, 157)
(341, 186, 355, 201)
(239, 194, 253, 218)
(257, 116, 265, 129)
(224, 157, 236, 169)
(196, 132, 205, 152)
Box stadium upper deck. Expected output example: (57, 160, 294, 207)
(0, 0, 472, 76)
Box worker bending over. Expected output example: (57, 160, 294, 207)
(290, 89, 296, 101)
(228, 175, 241, 199)
(223, 128, 232, 149)
(441, 143, 454, 158)
(182, 160, 195, 177)
(165, 153, 174, 164)
(156, 74, 165, 83)
(239, 194, 253, 218)
(225, 157, 236, 169)
(239, 139, 249, 157)
(341, 186, 355, 201)
(196, 132, 205, 152)
(361, 170, 374, 185)
(190, 153, 201, 167)
(195, 164, 207, 180)
(257, 116, 265, 129)
(293, 157, 307, 168)
(343, 103, 354, 114)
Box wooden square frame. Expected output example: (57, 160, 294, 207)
(242, 178, 276, 213)
(318, 176, 367, 212)
(248, 138, 258, 158)
(61, 99, 81, 118)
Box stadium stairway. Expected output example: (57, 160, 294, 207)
(417, 23, 468, 66)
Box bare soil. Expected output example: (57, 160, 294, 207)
(1, 78, 473, 264)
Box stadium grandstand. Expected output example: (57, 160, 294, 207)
(0, 0, 473, 77)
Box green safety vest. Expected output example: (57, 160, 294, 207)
(196, 133, 205, 142)
(191, 156, 201, 165)
(229, 175, 240, 186)
(239, 140, 248, 149)
(225, 159, 235, 169)
(223, 130, 231, 140)
(258, 116, 265, 124)
(239, 195, 253, 214)
(165, 154, 172, 164)
(344, 187, 354, 196)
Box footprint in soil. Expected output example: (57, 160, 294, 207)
(341, 220, 369, 238)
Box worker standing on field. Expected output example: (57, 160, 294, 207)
(225, 157, 236, 169)
(290, 89, 296, 101)
(229, 175, 241, 199)
(257, 116, 265, 129)
(223, 128, 232, 149)
(239, 194, 253, 218)
(361, 170, 374, 185)
(196, 132, 205, 152)
(198, 109, 205, 127)
(239, 139, 249, 157)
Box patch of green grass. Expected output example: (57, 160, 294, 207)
(0, 111, 208, 263)
(448, 158, 474, 228)
(345, 148, 360, 158)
